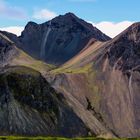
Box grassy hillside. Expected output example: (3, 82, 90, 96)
(11, 48, 56, 74)
(0, 136, 139, 140)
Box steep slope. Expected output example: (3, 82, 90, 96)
(47, 23, 140, 138)
(46, 40, 115, 138)
(7, 13, 110, 65)
(0, 33, 17, 68)
(0, 32, 55, 74)
(0, 28, 116, 138)
(0, 66, 88, 137)
(0, 33, 90, 137)
(96, 22, 140, 137)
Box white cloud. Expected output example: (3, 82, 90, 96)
(0, 26, 24, 36)
(33, 9, 57, 20)
(90, 21, 134, 38)
(0, 0, 26, 19)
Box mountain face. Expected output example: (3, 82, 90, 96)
(108, 22, 140, 71)
(0, 24, 115, 138)
(47, 23, 140, 138)
(0, 29, 89, 138)
(0, 66, 88, 137)
(0, 13, 140, 139)
(98, 23, 140, 137)
(0, 33, 17, 68)
(10, 13, 110, 65)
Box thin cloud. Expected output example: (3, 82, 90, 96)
(0, 26, 24, 36)
(0, 0, 26, 19)
(33, 9, 57, 20)
(90, 21, 134, 38)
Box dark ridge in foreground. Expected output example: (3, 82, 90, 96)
(0, 66, 88, 137)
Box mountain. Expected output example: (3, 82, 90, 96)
(47, 23, 140, 138)
(0, 19, 115, 138)
(0, 66, 89, 137)
(0, 13, 140, 138)
(0, 33, 17, 68)
(0, 32, 89, 137)
(96, 22, 140, 137)
(3, 13, 110, 65)
(0, 31, 55, 74)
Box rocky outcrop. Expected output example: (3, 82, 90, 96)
(0, 66, 88, 137)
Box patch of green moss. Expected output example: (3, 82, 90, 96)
(12, 48, 56, 73)
(51, 63, 93, 74)
(0, 66, 59, 118)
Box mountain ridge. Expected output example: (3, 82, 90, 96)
(0, 13, 140, 138)
(47, 21, 140, 138)
(1, 12, 110, 65)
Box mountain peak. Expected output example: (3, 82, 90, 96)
(11, 13, 110, 65)
(24, 21, 38, 30)
(129, 22, 140, 29)
(64, 12, 76, 17)
(126, 22, 140, 41)
(50, 13, 110, 40)
(50, 12, 81, 26)
(0, 32, 17, 68)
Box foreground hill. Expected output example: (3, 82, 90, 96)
(0, 66, 88, 137)
(47, 23, 140, 138)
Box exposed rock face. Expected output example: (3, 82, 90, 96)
(47, 23, 140, 138)
(0, 66, 88, 137)
(0, 32, 89, 137)
(107, 22, 140, 71)
(46, 73, 116, 138)
(10, 13, 110, 65)
(0, 31, 114, 138)
(0, 33, 18, 68)
(1, 13, 140, 138)
(97, 22, 140, 137)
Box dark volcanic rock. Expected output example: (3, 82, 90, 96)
(0, 33, 18, 68)
(46, 22, 140, 138)
(94, 22, 140, 137)
(107, 22, 140, 71)
(14, 13, 110, 65)
(0, 66, 88, 137)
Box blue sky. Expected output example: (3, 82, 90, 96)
(0, 0, 139, 37)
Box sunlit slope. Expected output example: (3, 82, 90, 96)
(0, 32, 55, 74)
(47, 23, 140, 138)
